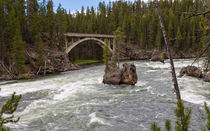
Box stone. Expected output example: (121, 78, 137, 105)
(151, 50, 165, 63)
(203, 72, 210, 82)
(121, 63, 138, 85)
(18, 74, 36, 79)
(103, 62, 138, 85)
(103, 61, 121, 85)
(179, 66, 202, 78)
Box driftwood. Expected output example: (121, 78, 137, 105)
(0, 61, 16, 78)
(36, 66, 42, 75)
(25, 50, 38, 69)
(154, 0, 181, 101)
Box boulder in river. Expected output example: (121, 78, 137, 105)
(121, 63, 138, 85)
(179, 66, 202, 78)
(151, 50, 165, 63)
(103, 61, 122, 85)
(203, 72, 210, 82)
(103, 62, 138, 85)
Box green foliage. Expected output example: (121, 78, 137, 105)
(55, 4, 67, 51)
(151, 123, 161, 131)
(165, 120, 171, 131)
(114, 27, 126, 42)
(204, 102, 210, 131)
(174, 100, 191, 131)
(13, 19, 25, 74)
(46, 0, 55, 48)
(103, 39, 109, 69)
(36, 34, 44, 66)
(151, 100, 191, 131)
(0, 92, 22, 130)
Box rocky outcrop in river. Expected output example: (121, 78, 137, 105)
(103, 62, 137, 85)
(150, 50, 165, 63)
(179, 65, 209, 82)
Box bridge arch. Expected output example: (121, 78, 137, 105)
(65, 37, 113, 54)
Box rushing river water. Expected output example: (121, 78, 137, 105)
(0, 59, 209, 131)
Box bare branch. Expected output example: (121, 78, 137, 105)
(184, 11, 210, 20)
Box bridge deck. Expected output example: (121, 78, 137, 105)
(65, 33, 114, 38)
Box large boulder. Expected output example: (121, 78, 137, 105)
(203, 72, 210, 82)
(121, 63, 138, 85)
(179, 66, 202, 78)
(103, 62, 138, 85)
(103, 61, 121, 85)
(151, 50, 165, 63)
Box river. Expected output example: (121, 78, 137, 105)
(0, 59, 209, 131)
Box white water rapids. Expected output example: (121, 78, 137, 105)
(0, 59, 209, 131)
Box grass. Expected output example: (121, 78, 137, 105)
(74, 59, 101, 65)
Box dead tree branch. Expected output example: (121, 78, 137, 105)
(191, 42, 210, 65)
(184, 11, 210, 20)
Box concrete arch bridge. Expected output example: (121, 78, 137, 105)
(64, 33, 114, 54)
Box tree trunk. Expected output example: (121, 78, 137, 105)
(154, 1, 181, 101)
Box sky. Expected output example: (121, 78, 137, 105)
(53, 0, 136, 12)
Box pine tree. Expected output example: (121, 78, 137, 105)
(174, 100, 191, 131)
(36, 34, 44, 66)
(13, 19, 25, 74)
(40, 0, 47, 34)
(56, 4, 67, 51)
(46, 0, 55, 48)
(0, 0, 5, 61)
(0, 92, 22, 130)
(204, 102, 210, 131)
(175, 27, 182, 53)
(16, 0, 26, 39)
(27, 0, 39, 44)
(5, 3, 16, 53)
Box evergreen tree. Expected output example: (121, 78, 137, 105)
(175, 27, 182, 53)
(0, 92, 22, 130)
(5, 3, 16, 54)
(204, 102, 210, 131)
(56, 4, 67, 51)
(27, 0, 39, 44)
(36, 34, 44, 66)
(0, 0, 5, 61)
(13, 19, 25, 74)
(46, 0, 55, 48)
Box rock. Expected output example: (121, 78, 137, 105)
(45, 52, 79, 73)
(151, 50, 165, 63)
(179, 66, 202, 78)
(203, 72, 210, 82)
(18, 74, 36, 79)
(121, 63, 138, 85)
(103, 62, 138, 85)
(103, 61, 122, 85)
(0, 75, 13, 81)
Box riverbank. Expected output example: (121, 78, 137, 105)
(0, 43, 206, 81)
